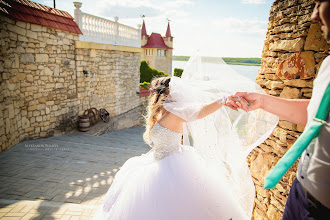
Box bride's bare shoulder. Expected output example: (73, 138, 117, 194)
(166, 112, 186, 123)
(158, 112, 185, 133)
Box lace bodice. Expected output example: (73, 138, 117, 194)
(150, 123, 183, 160)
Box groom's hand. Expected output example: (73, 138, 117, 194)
(232, 92, 263, 111)
(225, 95, 250, 112)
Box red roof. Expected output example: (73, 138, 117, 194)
(141, 20, 147, 36)
(0, 0, 82, 35)
(165, 22, 172, 37)
(142, 33, 172, 49)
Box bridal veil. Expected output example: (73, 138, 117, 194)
(163, 54, 279, 218)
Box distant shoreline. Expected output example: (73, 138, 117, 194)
(173, 56, 261, 66)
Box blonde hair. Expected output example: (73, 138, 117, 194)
(143, 77, 171, 145)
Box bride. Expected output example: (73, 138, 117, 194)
(93, 55, 278, 220)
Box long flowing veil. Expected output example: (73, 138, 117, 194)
(164, 54, 279, 218)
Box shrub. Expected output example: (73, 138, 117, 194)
(140, 60, 165, 83)
(140, 81, 150, 89)
(174, 68, 183, 78)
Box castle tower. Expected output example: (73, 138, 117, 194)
(141, 20, 148, 46)
(163, 22, 173, 76)
(140, 20, 173, 76)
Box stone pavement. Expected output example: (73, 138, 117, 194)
(0, 126, 149, 220)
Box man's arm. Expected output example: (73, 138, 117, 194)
(228, 92, 310, 126)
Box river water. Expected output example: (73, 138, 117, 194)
(172, 60, 260, 81)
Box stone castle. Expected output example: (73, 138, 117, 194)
(140, 20, 173, 76)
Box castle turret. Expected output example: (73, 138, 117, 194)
(140, 21, 173, 75)
(141, 20, 148, 46)
(163, 22, 173, 75)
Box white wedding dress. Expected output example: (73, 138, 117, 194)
(93, 123, 247, 220)
(93, 54, 279, 220)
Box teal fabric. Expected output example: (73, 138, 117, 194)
(264, 83, 330, 189)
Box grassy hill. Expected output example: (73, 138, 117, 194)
(173, 56, 261, 66)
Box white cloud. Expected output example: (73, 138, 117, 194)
(159, 0, 195, 9)
(242, 0, 265, 4)
(212, 17, 267, 34)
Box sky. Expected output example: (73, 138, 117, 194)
(33, 0, 274, 58)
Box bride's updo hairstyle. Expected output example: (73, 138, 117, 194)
(143, 76, 171, 145)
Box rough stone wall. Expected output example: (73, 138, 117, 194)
(248, 0, 330, 219)
(75, 48, 140, 118)
(0, 15, 141, 152)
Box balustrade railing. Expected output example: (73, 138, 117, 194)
(74, 2, 141, 48)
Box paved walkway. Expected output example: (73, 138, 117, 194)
(0, 126, 149, 220)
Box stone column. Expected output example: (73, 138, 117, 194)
(73, 2, 83, 30)
(114, 16, 119, 45)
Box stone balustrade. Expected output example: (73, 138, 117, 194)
(74, 2, 141, 48)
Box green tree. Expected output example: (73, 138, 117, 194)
(140, 60, 165, 83)
(174, 68, 183, 78)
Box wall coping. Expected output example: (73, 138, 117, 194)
(75, 41, 142, 53)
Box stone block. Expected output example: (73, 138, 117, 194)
(283, 79, 313, 88)
(37, 104, 45, 110)
(8, 104, 14, 119)
(20, 54, 35, 64)
(16, 46, 25, 53)
(5, 118, 11, 134)
(28, 105, 37, 111)
(277, 52, 315, 79)
(26, 64, 38, 70)
(55, 110, 62, 117)
(90, 49, 97, 58)
(7, 23, 26, 36)
(43, 67, 53, 75)
(280, 86, 300, 99)
(63, 38, 70, 45)
(266, 205, 282, 220)
(26, 48, 35, 53)
(279, 120, 297, 131)
(36, 54, 49, 63)
(297, 124, 305, 132)
(55, 83, 64, 88)
(36, 116, 43, 122)
(250, 152, 276, 184)
(33, 111, 41, 117)
(45, 107, 50, 114)
(9, 31, 17, 41)
(30, 24, 43, 32)
(305, 23, 330, 51)
(7, 82, 15, 90)
(16, 21, 26, 29)
(265, 80, 284, 89)
(76, 55, 84, 61)
(26, 30, 38, 39)
(26, 75, 34, 82)
(17, 73, 26, 80)
(269, 38, 305, 52)
(18, 35, 28, 42)
(46, 101, 54, 106)
(272, 126, 288, 142)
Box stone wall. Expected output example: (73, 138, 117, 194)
(248, 0, 330, 219)
(0, 15, 142, 152)
(75, 42, 141, 120)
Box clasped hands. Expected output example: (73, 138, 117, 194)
(224, 92, 262, 112)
